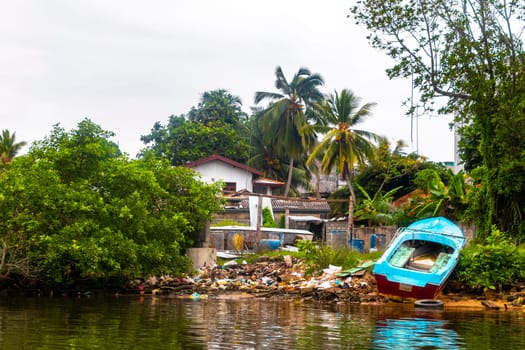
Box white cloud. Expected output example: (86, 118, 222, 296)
(0, 0, 455, 161)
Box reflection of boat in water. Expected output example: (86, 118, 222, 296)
(373, 317, 462, 349)
(373, 217, 466, 299)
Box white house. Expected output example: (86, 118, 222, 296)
(183, 154, 284, 195)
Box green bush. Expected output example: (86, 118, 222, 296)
(296, 240, 360, 274)
(262, 207, 276, 228)
(456, 227, 525, 292)
(0, 120, 224, 288)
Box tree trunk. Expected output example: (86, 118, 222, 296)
(347, 194, 354, 246)
(345, 172, 356, 246)
(284, 157, 294, 197)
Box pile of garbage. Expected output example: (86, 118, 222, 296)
(129, 255, 388, 304)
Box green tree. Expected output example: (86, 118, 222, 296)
(141, 89, 250, 165)
(141, 115, 250, 165)
(255, 66, 324, 196)
(456, 123, 483, 172)
(356, 138, 426, 197)
(0, 119, 223, 287)
(247, 115, 314, 196)
(246, 114, 283, 180)
(0, 130, 27, 164)
(409, 168, 471, 221)
(188, 89, 248, 126)
(351, 0, 525, 239)
(307, 89, 380, 243)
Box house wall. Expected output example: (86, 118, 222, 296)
(192, 161, 254, 192)
(213, 211, 251, 225)
(324, 223, 398, 251)
(324, 222, 476, 252)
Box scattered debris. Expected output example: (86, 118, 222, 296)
(126, 256, 525, 309)
(129, 256, 385, 304)
(336, 261, 376, 278)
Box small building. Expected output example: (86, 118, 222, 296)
(185, 154, 331, 249)
(184, 154, 284, 195)
(214, 195, 331, 241)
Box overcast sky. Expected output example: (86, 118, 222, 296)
(0, 0, 455, 162)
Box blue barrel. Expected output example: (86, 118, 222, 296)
(350, 239, 364, 252)
(259, 239, 281, 251)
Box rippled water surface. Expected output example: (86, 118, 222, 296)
(0, 295, 523, 349)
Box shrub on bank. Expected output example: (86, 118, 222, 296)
(455, 227, 525, 293)
(257, 240, 380, 276)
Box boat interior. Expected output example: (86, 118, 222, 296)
(388, 240, 454, 272)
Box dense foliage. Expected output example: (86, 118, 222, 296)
(246, 116, 314, 195)
(141, 116, 250, 166)
(0, 120, 223, 288)
(355, 139, 437, 199)
(294, 240, 382, 276)
(351, 0, 525, 241)
(255, 66, 325, 196)
(456, 228, 525, 292)
(0, 129, 26, 164)
(141, 89, 250, 165)
(410, 169, 471, 221)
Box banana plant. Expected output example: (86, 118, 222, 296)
(410, 169, 470, 220)
(354, 183, 402, 226)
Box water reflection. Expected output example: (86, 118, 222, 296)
(373, 317, 462, 349)
(0, 296, 523, 349)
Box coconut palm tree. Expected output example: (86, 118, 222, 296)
(306, 89, 381, 243)
(0, 130, 27, 164)
(254, 66, 324, 196)
(247, 116, 314, 195)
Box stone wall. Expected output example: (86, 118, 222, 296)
(324, 222, 476, 252)
(324, 222, 398, 252)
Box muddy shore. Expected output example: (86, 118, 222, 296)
(130, 256, 525, 311)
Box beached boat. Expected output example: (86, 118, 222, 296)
(372, 217, 466, 300)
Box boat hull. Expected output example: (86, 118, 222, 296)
(372, 217, 465, 300)
(374, 274, 444, 300)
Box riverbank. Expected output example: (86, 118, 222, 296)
(126, 255, 525, 311)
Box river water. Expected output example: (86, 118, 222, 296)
(0, 294, 523, 349)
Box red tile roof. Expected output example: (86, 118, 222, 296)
(183, 154, 263, 176)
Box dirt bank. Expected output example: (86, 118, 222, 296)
(129, 255, 525, 311)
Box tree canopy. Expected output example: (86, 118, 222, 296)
(306, 89, 381, 240)
(0, 129, 26, 164)
(141, 89, 250, 166)
(0, 119, 223, 287)
(255, 66, 325, 196)
(187, 89, 248, 126)
(351, 0, 525, 240)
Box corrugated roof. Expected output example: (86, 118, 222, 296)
(225, 196, 330, 212)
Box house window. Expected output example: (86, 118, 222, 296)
(224, 182, 236, 192)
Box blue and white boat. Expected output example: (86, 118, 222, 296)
(373, 217, 466, 300)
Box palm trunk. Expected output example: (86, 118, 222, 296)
(347, 195, 354, 245)
(345, 171, 356, 246)
(284, 157, 294, 197)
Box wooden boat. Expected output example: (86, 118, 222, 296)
(372, 217, 466, 300)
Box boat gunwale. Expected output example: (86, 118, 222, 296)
(400, 227, 466, 241)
